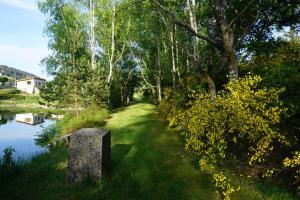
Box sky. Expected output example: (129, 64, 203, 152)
(0, 0, 49, 79)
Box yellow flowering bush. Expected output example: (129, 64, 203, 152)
(213, 172, 238, 200)
(158, 88, 186, 127)
(159, 75, 290, 199)
(283, 151, 300, 192)
(183, 75, 288, 167)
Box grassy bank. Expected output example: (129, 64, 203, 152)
(0, 88, 42, 108)
(60, 105, 110, 135)
(34, 104, 109, 147)
(0, 104, 296, 200)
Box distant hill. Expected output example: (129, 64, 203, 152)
(0, 65, 38, 80)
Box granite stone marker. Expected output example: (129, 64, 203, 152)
(66, 128, 111, 184)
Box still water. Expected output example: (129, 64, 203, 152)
(0, 111, 56, 159)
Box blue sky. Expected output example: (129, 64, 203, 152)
(0, 0, 49, 79)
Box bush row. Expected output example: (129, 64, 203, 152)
(158, 75, 299, 199)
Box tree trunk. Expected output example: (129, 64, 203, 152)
(214, 0, 238, 81)
(156, 43, 162, 102)
(170, 30, 176, 88)
(187, 0, 201, 79)
(175, 25, 181, 89)
(120, 87, 124, 106)
(185, 56, 189, 93)
(221, 26, 238, 81)
(107, 0, 116, 84)
(75, 85, 79, 117)
(186, 42, 190, 74)
(90, 0, 96, 71)
(107, 1, 116, 108)
(200, 70, 217, 99)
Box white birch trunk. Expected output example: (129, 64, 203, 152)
(157, 43, 162, 102)
(90, 0, 96, 70)
(174, 25, 181, 87)
(170, 30, 176, 88)
(107, 0, 116, 84)
(187, 0, 200, 77)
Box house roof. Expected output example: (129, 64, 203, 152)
(16, 77, 46, 82)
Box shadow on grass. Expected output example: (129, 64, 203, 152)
(0, 145, 69, 200)
(111, 144, 132, 169)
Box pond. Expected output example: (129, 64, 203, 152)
(0, 110, 57, 160)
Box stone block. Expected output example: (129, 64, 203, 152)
(66, 128, 111, 184)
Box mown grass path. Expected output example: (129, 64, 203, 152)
(0, 103, 294, 200)
(102, 103, 215, 200)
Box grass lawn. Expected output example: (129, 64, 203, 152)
(0, 88, 21, 99)
(0, 88, 41, 108)
(0, 104, 295, 200)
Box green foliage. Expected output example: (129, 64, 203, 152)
(0, 147, 15, 169)
(39, 0, 109, 108)
(35, 124, 62, 147)
(39, 80, 62, 107)
(109, 58, 140, 109)
(239, 36, 300, 192)
(109, 80, 123, 108)
(0, 76, 8, 86)
(241, 32, 300, 125)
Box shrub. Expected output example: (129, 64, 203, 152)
(213, 172, 238, 200)
(240, 34, 300, 129)
(159, 75, 290, 199)
(184, 75, 288, 166)
(35, 124, 62, 147)
(158, 88, 186, 127)
(283, 151, 300, 193)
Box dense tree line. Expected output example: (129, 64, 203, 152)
(39, 0, 299, 198)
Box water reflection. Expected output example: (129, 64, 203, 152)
(0, 111, 56, 159)
(0, 112, 14, 126)
(16, 113, 44, 125)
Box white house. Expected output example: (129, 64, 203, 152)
(16, 113, 44, 125)
(16, 77, 46, 94)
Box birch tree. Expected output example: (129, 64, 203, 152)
(89, 0, 96, 71)
(107, 0, 116, 85)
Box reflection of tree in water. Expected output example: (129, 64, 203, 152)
(0, 118, 8, 126)
(0, 110, 14, 126)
